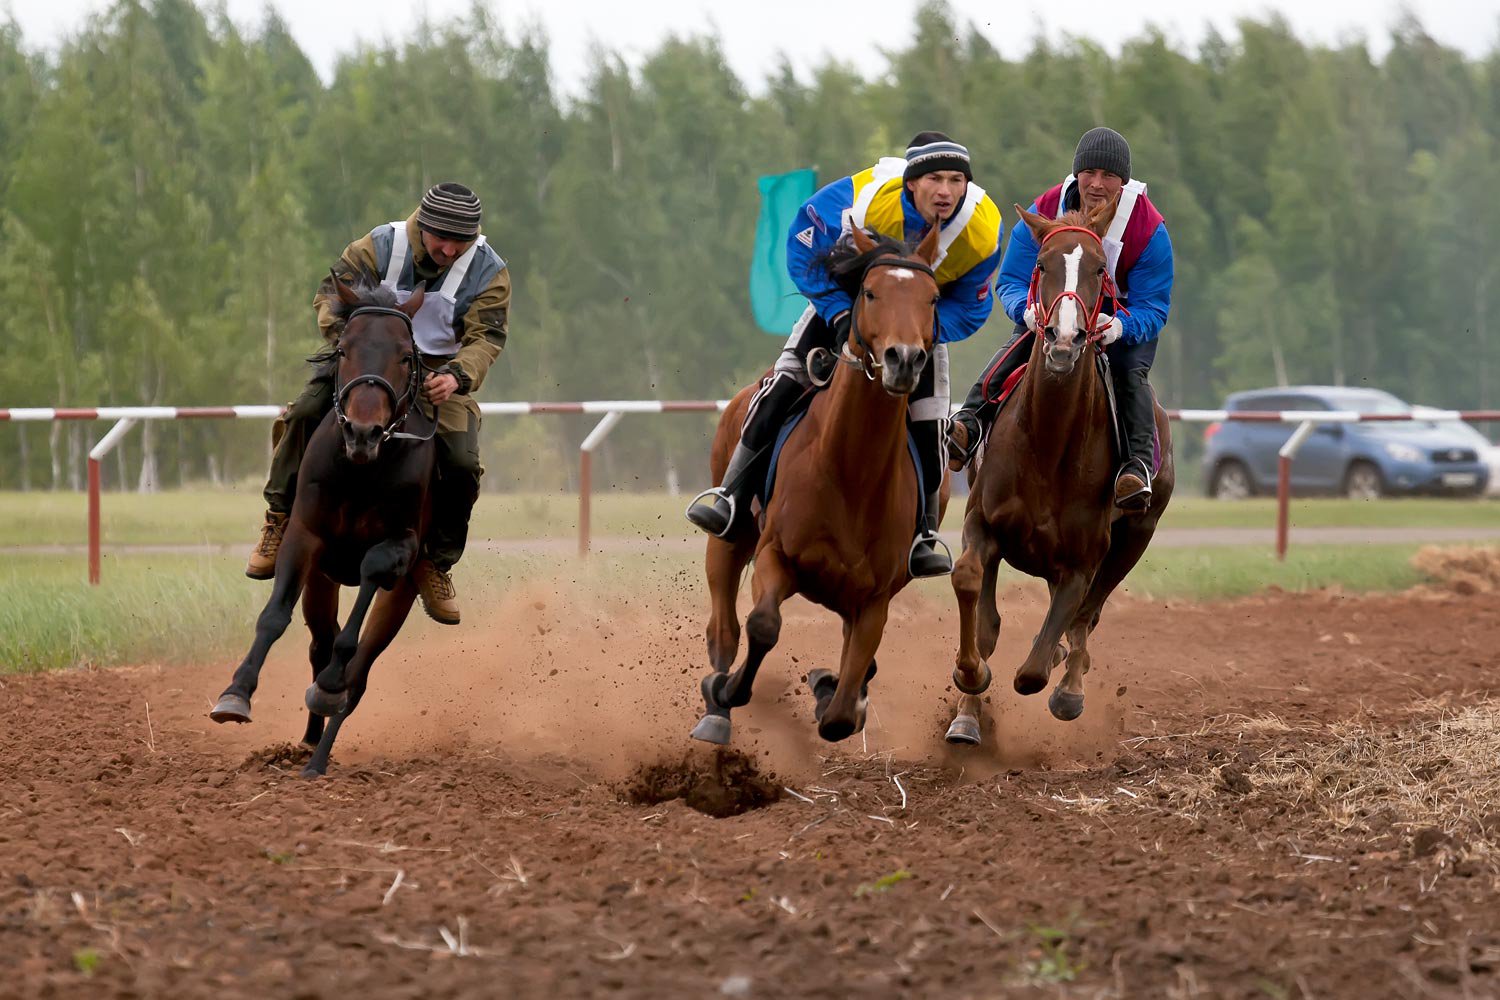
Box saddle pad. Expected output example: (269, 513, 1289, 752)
(764, 408, 927, 521)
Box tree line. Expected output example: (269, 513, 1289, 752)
(0, 1, 1496, 492)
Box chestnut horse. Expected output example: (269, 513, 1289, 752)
(691, 224, 947, 745)
(210, 277, 436, 777)
(946, 201, 1174, 746)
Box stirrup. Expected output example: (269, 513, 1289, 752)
(684, 486, 737, 539)
(948, 414, 982, 470)
(1115, 458, 1153, 509)
(908, 530, 954, 577)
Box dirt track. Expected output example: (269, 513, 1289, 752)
(4, 575, 1500, 998)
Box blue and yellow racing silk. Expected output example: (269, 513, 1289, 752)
(784, 157, 1003, 344)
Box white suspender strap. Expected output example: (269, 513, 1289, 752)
(1054, 176, 1075, 219)
(1104, 180, 1147, 246)
(437, 235, 487, 299)
(847, 157, 908, 230)
(382, 221, 408, 288)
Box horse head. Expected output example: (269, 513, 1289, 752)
(841, 224, 942, 395)
(1015, 196, 1117, 376)
(328, 274, 426, 464)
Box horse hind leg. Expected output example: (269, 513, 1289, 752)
(303, 578, 416, 778)
(690, 535, 756, 745)
(818, 601, 889, 743)
(308, 534, 417, 718)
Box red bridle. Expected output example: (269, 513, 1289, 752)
(1025, 225, 1127, 345)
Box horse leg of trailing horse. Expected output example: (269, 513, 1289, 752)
(1013, 572, 1091, 696)
(1075, 517, 1160, 637)
(950, 507, 995, 695)
(817, 600, 889, 743)
(308, 535, 418, 716)
(716, 547, 797, 710)
(211, 527, 313, 723)
(691, 535, 756, 745)
(302, 580, 416, 778)
(977, 544, 1003, 660)
(299, 573, 339, 747)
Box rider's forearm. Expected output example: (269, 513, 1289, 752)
(450, 266, 511, 394)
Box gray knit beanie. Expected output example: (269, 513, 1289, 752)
(1072, 127, 1131, 182)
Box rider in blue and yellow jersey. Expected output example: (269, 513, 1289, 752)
(685, 132, 1003, 577)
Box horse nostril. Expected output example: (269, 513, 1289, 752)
(912, 349, 928, 370)
(883, 347, 902, 370)
(1044, 327, 1058, 344)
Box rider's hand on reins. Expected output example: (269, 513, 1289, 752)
(1093, 314, 1123, 346)
(423, 373, 459, 405)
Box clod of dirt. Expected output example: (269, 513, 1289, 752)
(625, 749, 781, 818)
(240, 743, 313, 773)
(1218, 763, 1253, 795)
(1410, 826, 1451, 858)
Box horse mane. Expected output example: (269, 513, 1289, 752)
(1033, 209, 1106, 244)
(310, 271, 402, 372)
(818, 229, 915, 297)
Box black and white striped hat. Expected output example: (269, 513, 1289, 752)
(416, 182, 482, 241)
(903, 132, 972, 183)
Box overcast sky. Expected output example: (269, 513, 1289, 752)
(8, 0, 1499, 96)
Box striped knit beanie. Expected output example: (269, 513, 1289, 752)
(903, 131, 972, 183)
(417, 182, 482, 241)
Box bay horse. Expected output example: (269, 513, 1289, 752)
(210, 276, 436, 778)
(945, 200, 1174, 746)
(691, 223, 947, 746)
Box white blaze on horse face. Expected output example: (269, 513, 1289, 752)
(1055, 245, 1084, 347)
(887, 268, 916, 281)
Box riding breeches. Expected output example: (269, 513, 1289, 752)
(262, 367, 484, 569)
(747, 304, 949, 495)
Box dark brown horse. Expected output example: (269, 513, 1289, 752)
(946, 201, 1174, 745)
(691, 224, 948, 745)
(210, 277, 436, 777)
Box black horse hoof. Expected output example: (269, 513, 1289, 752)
(304, 683, 348, 718)
(817, 715, 857, 743)
(209, 693, 252, 724)
(952, 662, 992, 696)
(299, 764, 326, 779)
(700, 672, 732, 711)
(945, 712, 982, 746)
(1048, 688, 1085, 722)
(807, 669, 837, 721)
(690, 713, 731, 745)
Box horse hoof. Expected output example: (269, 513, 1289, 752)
(209, 693, 252, 724)
(690, 713, 732, 745)
(807, 669, 837, 721)
(817, 715, 857, 743)
(1048, 688, 1085, 722)
(952, 662, 992, 696)
(945, 713, 982, 746)
(304, 683, 348, 718)
(1014, 671, 1048, 696)
(299, 764, 326, 779)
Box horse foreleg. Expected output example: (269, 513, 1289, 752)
(1013, 571, 1090, 697)
(951, 507, 996, 696)
(307, 534, 418, 718)
(299, 573, 339, 747)
(816, 599, 888, 743)
(303, 579, 417, 778)
(211, 527, 314, 724)
(691, 534, 756, 745)
(705, 546, 796, 717)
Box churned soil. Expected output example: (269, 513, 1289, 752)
(4, 579, 1500, 999)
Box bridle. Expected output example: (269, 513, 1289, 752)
(1025, 225, 1127, 347)
(837, 255, 941, 382)
(331, 306, 433, 443)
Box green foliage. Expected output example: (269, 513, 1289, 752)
(72, 948, 102, 976)
(1, 3, 1498, 491)
(853, 868, 913, 896)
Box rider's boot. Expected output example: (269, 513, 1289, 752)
(948, 329, 1032, 471)
(685, 376, 804, 536)
(415, 560, 461, 625)
(908, 494, 953, 577)
(245, 510, 289, 580)
(1113, 367, 1157, 511)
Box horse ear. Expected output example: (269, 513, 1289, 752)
(398, 285, 425, 318)
(848, 225, 877, 253)
(330, 269, 360, 307)
(1014, 204, 1051, 242)
(1086, 193, 1119, 238)
(913, 218, 941, 266)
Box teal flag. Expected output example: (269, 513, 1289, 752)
(749, 168, 817, 334)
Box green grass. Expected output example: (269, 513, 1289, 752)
(2, 490, 1496, 548)
(1119, 543, 1430, 601)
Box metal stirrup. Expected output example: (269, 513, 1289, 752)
(685, 487, 738, 539)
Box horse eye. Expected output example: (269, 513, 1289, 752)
(1035, 264, 1045, 274)
(1097, 266, 1106, 276)
(336, 348, 347, 358)
(863, 289, 875, 301)
(931, 296, 940, 305)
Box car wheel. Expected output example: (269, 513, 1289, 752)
(1211, 460, 1254, 500)
(1344, 461, 1384, 500)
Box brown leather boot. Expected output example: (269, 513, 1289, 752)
(947, 417, 975, 472)
(245, 510, 289, 580)
(416, 560, 461, 625)
(1114, 460, 1153, 512)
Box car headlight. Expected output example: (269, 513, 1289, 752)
(1383, 442, 1424, 462)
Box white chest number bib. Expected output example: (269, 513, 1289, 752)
(381, 222, 487, 357)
